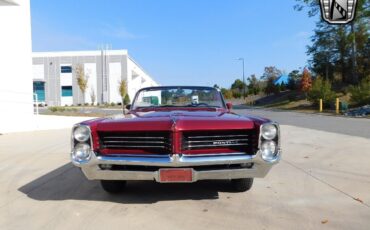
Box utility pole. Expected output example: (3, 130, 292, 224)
(237, 58, 246, 99)
(350, 22, 358, 84)
(100, 47, 104, 104)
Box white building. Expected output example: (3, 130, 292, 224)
(0, 0, 34, 133)
(32, 50, 158, 106)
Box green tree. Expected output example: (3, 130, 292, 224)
(264, 77, 279, 95)
(75, 64, 89, 106)
(262, 66, 282, 95)
(221, 88, 233, 99)
(349, 77, 370, 106)
(247, 74, 261, 95)
(231, 79, 247, 98)
(261, 66, 282, 80)
(123, 94, 131, 105)
(308, 77, 336, 106)
(231, 79, 246, 91)
(118, 79, 128, 114)
(288, 70, 301, 90)
(90, 88, 96, 106)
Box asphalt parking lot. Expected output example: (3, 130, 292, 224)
(0, 122, 369, 229)
(235, 107, 370, 139)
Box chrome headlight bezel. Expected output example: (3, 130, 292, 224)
(260, 140, 277, 161)
(259, 122, 281, 162)
(71, 124, 93, 165)
(72, 143, 92, 163)
(261, 123, 277, 140)
(73, 125, 91, 142)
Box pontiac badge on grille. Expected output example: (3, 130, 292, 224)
(319, 0, 358, 24)
(213, 141, 237, 145)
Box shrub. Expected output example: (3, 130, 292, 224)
(287, 77, 297, 90)
(308, 77, 336, 106)
(110, 102, 116, 106)
(221, 88, 233, 99)
(48, 106, 66, 112)
(251, 87, 261, 95)
(49, 107, 57, 112)
(232, 91, 241, 98)
(288, 94, 297, 102)
(349, 77, 370, 106)
(124, 94, 131, 105)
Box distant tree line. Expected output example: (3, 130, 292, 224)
(219, 65, 369, 106)
(218, 0, 369, 107)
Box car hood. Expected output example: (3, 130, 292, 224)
(96, 110, 257, 132)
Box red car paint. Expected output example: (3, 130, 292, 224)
(81, 107, 269, 155)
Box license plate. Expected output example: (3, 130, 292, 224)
(159, 168, 193, 182)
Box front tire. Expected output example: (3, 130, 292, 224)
(100, 180, 127, 193)
(231, 178, 253, 192)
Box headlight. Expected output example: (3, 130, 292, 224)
(261, 124, 277, 140)
(73, 126, 90, 142)
(261, 140, 277, 161)
(72, 143, 91, 163)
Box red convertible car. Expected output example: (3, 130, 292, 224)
(71, 86, 281, 193)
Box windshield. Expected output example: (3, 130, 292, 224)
(132, 87, 225, 109)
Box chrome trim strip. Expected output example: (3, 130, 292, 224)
(186, 139, 248, 143)
(103, 136, 166, 139)
(103, 140, 166, 144)
(186, 143, 248, 148)
(81, 167, 269, 182)
(92, 152, 256, 167)
(103, 145, 167, 148)
(186, 134, 249, 139)
(75, 150, 281, 180)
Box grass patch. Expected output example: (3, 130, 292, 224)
(48, 106, 77, 113)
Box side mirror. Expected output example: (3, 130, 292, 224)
(226, 102, 232, 110)
(125, 104, 131, 110)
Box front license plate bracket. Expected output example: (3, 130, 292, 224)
(159, 168, 194, 183)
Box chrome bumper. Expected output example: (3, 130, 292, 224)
(73, 150, 281, 182)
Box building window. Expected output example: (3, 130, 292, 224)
(33, 81, 45, 102)
(61, 86, 73, 97)
(61, 66, 72, 73)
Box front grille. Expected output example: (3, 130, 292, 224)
(98, 131, 171, 154)
(182, 130, 257, 153)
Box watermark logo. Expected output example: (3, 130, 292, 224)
(319, 0, 358, 24)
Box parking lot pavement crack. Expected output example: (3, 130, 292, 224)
(282, 159, 370, 208)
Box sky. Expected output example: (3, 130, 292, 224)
(31, 0, 318, 88)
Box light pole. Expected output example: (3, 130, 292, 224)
(237, 58, 245, 99)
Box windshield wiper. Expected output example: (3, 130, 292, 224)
(186, 104, 220, 108)
(158, 105, 178, 107)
